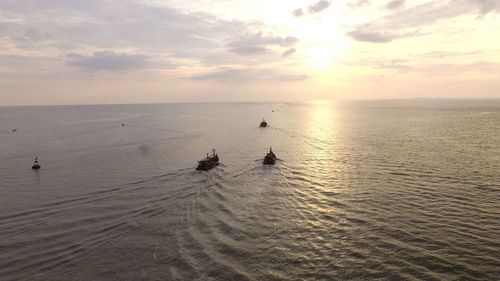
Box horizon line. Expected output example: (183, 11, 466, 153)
(1, 97, 500, 108)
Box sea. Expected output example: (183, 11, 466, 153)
(0, 100, 499, 281)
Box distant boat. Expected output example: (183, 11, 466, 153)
(260, 119, 268, 127)
(12, 128, 17, 132)
(32, 156, 41, 169)
(196, 149, 219, 171)
(263, 147, 276, 165)
(121, 123, 125, 126)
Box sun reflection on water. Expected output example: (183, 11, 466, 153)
(308, 100, 336, 144)
(303, 101, 341, 188)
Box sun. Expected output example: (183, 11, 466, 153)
(292, 16, 351, 69)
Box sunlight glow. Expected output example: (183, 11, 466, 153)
(293, 11, 351, 69)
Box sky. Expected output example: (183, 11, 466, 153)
(1, 0, 500, 105)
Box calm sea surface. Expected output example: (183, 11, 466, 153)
(0, 100, 499, 280)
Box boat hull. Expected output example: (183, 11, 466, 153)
(196, 154, 219, 171)
(263, 153, 276, 165)
(196, 162, 219, 171)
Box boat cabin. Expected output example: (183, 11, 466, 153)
(260, 119, 268, 127)
(263, 147, 276, 165)
(32, 156, 41, 169)
(196, 149, 219, 171)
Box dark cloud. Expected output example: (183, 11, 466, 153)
(308, 0, 332, 14)
(0, 0, 98, 14)
(465, 0, 500, 15)
(228, 33, 298, 48)
(292, 8, 304, 17)
(385, 0, 405, 10)
(67, 51, 149, 71)
(227, 33, 299, 57)
(188, 68, 308, 83)
(189, 68, 251, 83)
(346, 30, 394, 43)
(347, 28, 423, 43)
(282, 48, 296, 57)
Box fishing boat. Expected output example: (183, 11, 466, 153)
(260, 119, 268, 127)
(196, 149, 219, 171)
(32, 156, 41, 169)
(263, 147, 276, 165)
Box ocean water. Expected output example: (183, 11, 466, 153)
(0, 100, 499, 280)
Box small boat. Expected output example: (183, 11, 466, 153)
(32, 156, 41, 169)
(263, 147, 276, 165)
(260, 119, 268, 127)
(12, 128, 17, 132)
(121, 123, 125, 126)
(196, 149, 219, 171)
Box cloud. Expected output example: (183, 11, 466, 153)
(228, 46, 269, 55)
(189, 68, 250, 83)
(345, 51, 500, 75)
(385, 0, 405, 10)
(1, 1, 239, 54)
(377, 2, 469, 29)
(414, 61, 500, 76)
(345, 0, 500, 43)
(188, 68, 308, 83)
(0, 55, 64, 80)
(282, 48, 296, 57)
(347, 0, 371, 8)
(340, 56, 408, 68)
(346, 30, 394, 43)
(366, 0, 499, 30)
(67, 51, 149, 71)
(465, 0, 500, 15)
(228, 33, 298, 48)
(292, 8, 304, 17)
(308, 0, 332, 14)
(375, 59, 411, 70)
(227, 33, 299, 57)
(469, 0, 500, 15)
(348, 28, 424, 43)
(293, 0, 331, 16)
(417, 50, 486, 58)
(0, 0, 300, 71)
